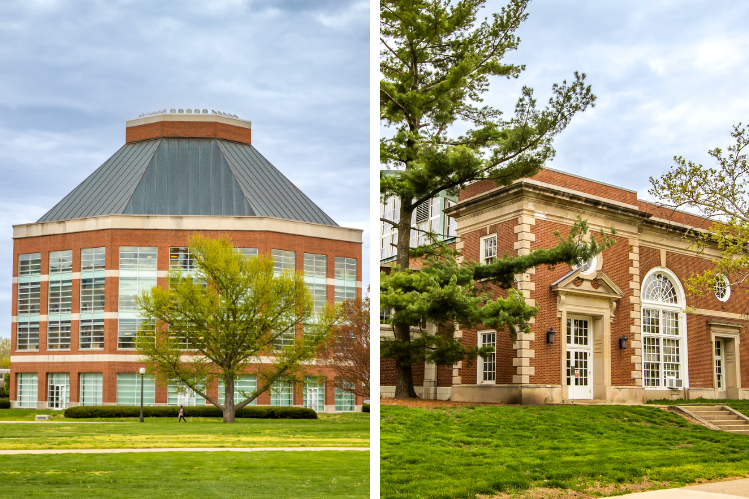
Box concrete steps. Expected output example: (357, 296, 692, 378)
(677, 405, 749, 434)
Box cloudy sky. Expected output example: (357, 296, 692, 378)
(480, 0, 749, 194)
(0, 0, 369, 339)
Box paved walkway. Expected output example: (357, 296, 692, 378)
(623, 479, 749, 498)
(0, 447, 369, 455)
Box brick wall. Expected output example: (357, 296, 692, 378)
(126, 121, 252, 145)
(460, 169, 639, 205)
(10, 227, 362, 406)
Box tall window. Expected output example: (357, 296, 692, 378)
(335, 381, 355, 412)
(80, 373, 103, 406)
(481, 235, 497, 265)
(271, 249, 295, 274)
(304, 253, 327, 311)
(16, 322, 39, 350)
(47, 319, 71, 350)
(642, 271, 686, 388)
(116, 373, 155, 406)
(334, 257, 357, 304)
(167, 380, 206, 406)
(119, 247, 157, 349)
(117, 318, 152, 349)
(237, 248, 258, 258)
(270, 378, 294, 406)
(169, 247, 195, 272)
(49, 250, 73, 275)
(19, 253, 41, 276)
(81, 247, 106, 271)
(17, 252, 42, 352)
(380, 197, 399, 260)
(80, 277, 105, 312)
(17, 373, 38, 408)
(445, 199, 457, 238)
(80, 319, 104, 349)
(272, 327, 295, 351)
(48, 279, 72, 313)
(219, 376, 257, 406)
(479, 331, 496, 382)
(17, 281, 41, 314)
(119, 247, 157, 270)
(715, 340, 724, 390)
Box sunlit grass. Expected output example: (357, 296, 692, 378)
(0, 451, 369, 498)
(381, 404, 749, 499)
(0, 412, 369, 449)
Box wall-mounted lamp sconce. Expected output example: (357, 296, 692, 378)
(619, 335, 629, 350)
(546, 327, 556, 344)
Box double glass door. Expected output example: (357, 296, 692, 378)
(48, 384, 67, 409)
(305, 387, 322, 412)
(566, 317, 593, 400)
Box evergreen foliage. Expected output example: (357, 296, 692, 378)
(380, 0, 602, 397)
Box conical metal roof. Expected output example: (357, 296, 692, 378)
(37, 138, 338, 226)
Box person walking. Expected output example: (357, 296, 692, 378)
(178, 405, 187, 423)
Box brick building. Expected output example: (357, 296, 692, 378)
(10, 109, 363, 411)
(381, 168, 748, 403)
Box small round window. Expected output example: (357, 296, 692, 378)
(714, 274, 731, 302)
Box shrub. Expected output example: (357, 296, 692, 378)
(363, 403, 370, 413)
(64, 405, 317, 419)
(0, 398, 9, 409)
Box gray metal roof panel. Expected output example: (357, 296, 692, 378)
(38, 140, 160, 223)
(38, 137, 335, 226)
(218, 141, 337, 226)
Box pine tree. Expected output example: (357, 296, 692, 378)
(380, 0, 607, 398)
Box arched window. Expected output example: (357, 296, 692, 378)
(641, 269, 687, 388)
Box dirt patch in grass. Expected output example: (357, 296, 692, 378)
(381, 397, 510, 409)
(479, 475, 749, 499)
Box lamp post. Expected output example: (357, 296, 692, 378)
(138, 367, 146, 423)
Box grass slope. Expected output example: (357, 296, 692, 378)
(0, 412, 369, 449)
(0, 451, 369, 498)
(381, 404, 749, 499)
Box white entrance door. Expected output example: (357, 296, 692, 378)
(305, 387, 321, 412)
(566, 317, 593, 400)
(715, 339, 724, 390)
(49, 384, 67, 409)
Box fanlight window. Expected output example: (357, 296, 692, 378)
(642, 272, 678, 304)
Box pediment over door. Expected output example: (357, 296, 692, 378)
(551, 269, 625, 320)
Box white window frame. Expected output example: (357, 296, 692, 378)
(271, 249, 296, 275)
(714, 274, 731, 302)
(79, 318, 105, 349)
(334, 257, 357, 304)
(480, 234, 497, 265)
(270, 378, 294, 407)
(169, 247, 195, 272)
(47, 318, 71, 350)
(304, 253, 328, 312)
(49, 250, 73, 275)
(48, 278, 73, 314)
(16, 321, 39, 351)
(219, 375, 258, 406)
(81, 247, 106, 272)
(715, 339, 724, 390)
(17, 373, 38, 408)
(477, 330, 497, 384)
(334, 381, 355, 412)
(80, 373, 103, 406)
(116, 373, 156, 406)
(19, 253, 42, 277)
(641, 267, 689, 389)
(80, 276, 105, 313)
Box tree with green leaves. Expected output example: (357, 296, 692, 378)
(649, 123, 749, 308)
(0, 337, 9, 369)
(380, 0, 607, 398)
(136, 234, 336, 422)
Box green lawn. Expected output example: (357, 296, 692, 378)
(381, 404, 749, 499)
(0, 451, 369, 498)
(0, 411, 369, 449)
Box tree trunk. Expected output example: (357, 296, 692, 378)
(223, 376, 236, 423)
(393, 201, 418, 398)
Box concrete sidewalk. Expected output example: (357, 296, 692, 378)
(623, 479, 749, 498)
(0, 447, 369, 455)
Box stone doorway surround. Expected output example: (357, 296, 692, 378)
(708, 321, 742, 400)
(552, 267, 632, 402)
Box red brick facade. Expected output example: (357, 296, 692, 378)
(126, 120, 252, 145)
(11, 226, 362, 409)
